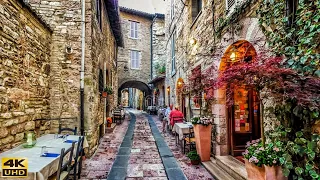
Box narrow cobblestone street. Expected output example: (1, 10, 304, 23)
(80, 109, 213, 180)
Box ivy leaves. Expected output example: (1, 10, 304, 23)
(258, 0, 320, 77)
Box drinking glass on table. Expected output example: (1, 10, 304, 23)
(41, 146, 48, 156)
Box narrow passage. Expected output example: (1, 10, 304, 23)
(107, 110, 187, 180)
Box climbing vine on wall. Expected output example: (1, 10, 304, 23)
(257, 0, 320, 76)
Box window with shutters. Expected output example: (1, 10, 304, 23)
(171, 32, 176, 75)
(171, 0, 175, 19)
(129, 21, 139, 39)
(96, 0, 102, 30)
(192, 0, 202, 22)
(226, 0, 243, 15)
(130, 50, 140, 69)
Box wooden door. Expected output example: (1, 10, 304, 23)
(229, 88, 260, 156)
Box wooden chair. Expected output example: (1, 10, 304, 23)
(59, 126, 77, 135)
(113, 109, 122, 124)
(49, 142, 75, 180)
(183, 126, 196, 154)
(71, 136, 84, 180)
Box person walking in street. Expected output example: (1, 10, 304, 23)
(162, 104, 172, 133)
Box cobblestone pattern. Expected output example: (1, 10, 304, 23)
(80, 113, 130, 179)
(0, 0, 52, 152)
(117, 11, 152, 87)
(127, 113, 167, 179)
(152, 115, 214, 180)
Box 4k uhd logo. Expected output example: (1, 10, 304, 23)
(2, 158, 28, 177)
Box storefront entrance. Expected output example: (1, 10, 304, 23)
(218, 40, 261, 157)
(228, 87, 261, 156)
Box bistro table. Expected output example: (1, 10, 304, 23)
(0, 134, 87, 180)
(172, 122, 193, 149)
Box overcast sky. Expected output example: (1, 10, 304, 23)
(119, 0, 166, 14)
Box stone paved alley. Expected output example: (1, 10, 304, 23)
(80, 109, 213, 180)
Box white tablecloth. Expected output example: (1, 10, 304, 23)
(173, 122, 193, 140)
(0, 134, 85, 180)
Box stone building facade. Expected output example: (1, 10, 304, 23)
(164, 0, 266, 161)
(0, 0, 52, 152)
(117, 7, 165, 109)
(0, 0, 122, 156)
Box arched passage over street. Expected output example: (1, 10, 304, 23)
(118, 80, 152, 110)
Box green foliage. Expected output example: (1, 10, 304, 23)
(268, 126, 320, 179)
(187, 150, 200, 161)
(257, 0, 320, 76)
(103, 86, 113, 95)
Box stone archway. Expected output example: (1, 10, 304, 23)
(213, 40, 259, 157)
(118, 80, 151, 110)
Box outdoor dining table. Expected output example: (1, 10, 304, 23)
(172, 122, 193, 151)
(0, 134, 87, 180)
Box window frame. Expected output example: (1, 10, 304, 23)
(130, 50, 140, 69)
(191, 0, 203, 22)
(129, 20, 139, 39)
(226, 0, 243, 16)
(96, 0, 102, 30)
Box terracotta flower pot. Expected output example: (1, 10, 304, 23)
(264, 165, 287, 180)
(102, 92, 107, 98)
(245, 159, 265, 180)
(194, 124, 212, 161)
(191, 159, 200, 165)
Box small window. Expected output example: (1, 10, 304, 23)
(130, 50, 140, 69)
(226, 0, 243, 15)
(171, 32, 176, 75)
(99, 69, 103, 93)
(171, 0, 175, 19)
(129, 21, 139, 38)
(96, 0, 102, 29)
(192, 0, 202, 21)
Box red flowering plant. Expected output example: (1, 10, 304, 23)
(211, 52, 320, 178)
(186, 65, 217, 115)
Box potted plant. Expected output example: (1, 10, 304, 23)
(243, 139, 288, 180)
(106, 117, 112, 127)
(242, 139, 266, 180)
(102, 86, 113, 98)
(191, 116, 213, 161)
(187, 150, 201, 165)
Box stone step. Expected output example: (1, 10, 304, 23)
(202, 158, 236, 180)
(215, 156, 247, 180)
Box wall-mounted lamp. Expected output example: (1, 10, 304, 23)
(189, 38, 197, 46)
(166, 86, 170, 92)
(181, 38, 197, 53)
(124, 65, 128, 71)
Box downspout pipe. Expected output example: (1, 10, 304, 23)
(150, 15, 157, 80)
(80, 0, 86, 136)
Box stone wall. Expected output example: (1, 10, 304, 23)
(117, 11, 152, 87)
(0, 0, 52, 152)
(164, 0, 266, 156)
(28, 0, 84, 133)
(152, 17, 166, 78)
(25, 0, 119, 156)
(85, 0, 118, 156)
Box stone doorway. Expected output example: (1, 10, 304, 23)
(215, 40, 261, 157)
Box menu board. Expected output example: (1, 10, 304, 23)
(234, 88, 250, 132)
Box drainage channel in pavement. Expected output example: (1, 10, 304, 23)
(145, 113, 187, 180)
(107, 112, 136, 179)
